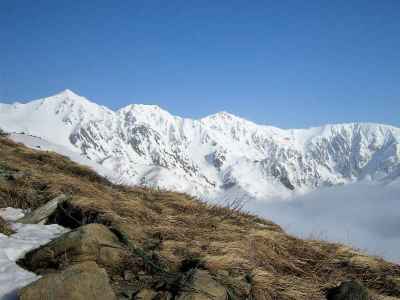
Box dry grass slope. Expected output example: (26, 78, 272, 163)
(1, 136, 400, 299)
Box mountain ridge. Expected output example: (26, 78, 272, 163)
(1, 89, 399, 202)
(7, 89, 398, 129)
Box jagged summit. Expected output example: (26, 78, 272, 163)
(118, 103, 172, 118)
(200, 110, 257, 126)
(119, 103, 163, 111)
(57, 89, 80, 98)
(203, 111, 239, 120)
(38, 89, 88, 105)
(0, 91, 399, 202)
(47, 89, 97, 105)
(11, 90, 395, 131)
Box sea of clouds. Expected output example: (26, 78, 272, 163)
(247, 181, 400, 263)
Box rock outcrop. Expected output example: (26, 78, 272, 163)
(17, 194, 69, 224)
(19, 261, 117, 300)
(20, 223, 127, 272)
(177, 270, 227, 300)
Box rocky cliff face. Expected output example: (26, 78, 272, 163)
(1, 89, 399, 201)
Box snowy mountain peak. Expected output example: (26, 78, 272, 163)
(208, 111, 237, 119)
(202, 111, 248, 123)
(200, 111, 261, 135)
(44, 90, 114, 117)
(118, 103, 167, 115)
(118, 104, 177, 127)
(0, 91, 400, 202)
(47, 89, 97, 107)
(57, 89, 81, 98)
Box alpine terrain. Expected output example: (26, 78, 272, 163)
(1, 134, 400, 299)
(1, 89, 399, 202)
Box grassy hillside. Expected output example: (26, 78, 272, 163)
(1, 136, 400, 299)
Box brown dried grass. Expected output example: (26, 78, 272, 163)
(1, 136, 400, 299)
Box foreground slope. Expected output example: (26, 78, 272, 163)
(1, 90, 400, 202)
(1, 136, 400, 299)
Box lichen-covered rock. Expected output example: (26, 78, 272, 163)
(19, 261, 117, 300)
(0, 216, 13, 235)
(17, 194, 69, 224)
(177, 270, 227, 300)
(21, 223, 127, 271)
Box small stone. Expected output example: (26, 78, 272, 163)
(124, 270, 135, 281)
(217, 270, 230, 277)
(135, 288, 158, 300)
(121, 288, 137, 299)
(138, 274, 153, 283)
(112, 274, 124, 281)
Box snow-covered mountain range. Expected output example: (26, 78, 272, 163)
(1, 89, 400, 202)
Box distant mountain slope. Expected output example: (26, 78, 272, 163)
(1, 89, 399, 201)
(1, 134, 400, 300)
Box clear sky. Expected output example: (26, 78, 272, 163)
(1, 0, 399, 128)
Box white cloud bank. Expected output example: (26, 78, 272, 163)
(247, 181, 400, 263)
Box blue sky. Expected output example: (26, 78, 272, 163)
(1, 0, 399, 128)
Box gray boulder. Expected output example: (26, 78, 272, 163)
(178, 270, 227, 300)
(17, 194, 69, 224)
(19, 261, 117, 300)
(21, 223, 127, 271)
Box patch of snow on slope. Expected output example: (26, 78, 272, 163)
(0, 208, 68, 300)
